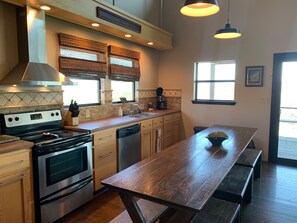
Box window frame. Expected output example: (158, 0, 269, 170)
(111, 80, 136, 103)
(192, 61, 236, 105)
(62, 77, 101, 107)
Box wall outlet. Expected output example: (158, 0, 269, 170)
(86, 109, 90, 118)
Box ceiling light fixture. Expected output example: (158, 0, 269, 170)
(125, 34, 132, 38)
(180, 0, 220, 17)
(40, 5, 51, 11)
(214, 0, 241, 39)
(91, 22, 100, 27)
(147, 42, 154, 46)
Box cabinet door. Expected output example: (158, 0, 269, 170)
(173, 113, 182, 144)
(93, 128, 117, 191)
(141, 130, 153, 160)
(152, 127, 163, 154)
(0, 168, 32, 223)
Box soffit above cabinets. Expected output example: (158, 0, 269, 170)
(2, 0, 173, 50)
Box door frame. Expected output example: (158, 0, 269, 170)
(269, 52, 297, 166)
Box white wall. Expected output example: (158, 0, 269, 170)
(159, 0, 297, 160)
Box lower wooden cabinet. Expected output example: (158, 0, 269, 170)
(173, 113, 182, 144)
(141, 119, 153, 160)
(0, 149, 33, 223)
(163, 114, 174, 149)
(93, 128, 117, 191)
(151, 117, 164, 154)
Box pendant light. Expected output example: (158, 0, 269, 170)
(180, 0, 220, 17)
(214, 0, 241, 39)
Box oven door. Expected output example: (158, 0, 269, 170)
(37, 139, 92, 199)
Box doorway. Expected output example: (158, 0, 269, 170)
(269, 52, 297, 166)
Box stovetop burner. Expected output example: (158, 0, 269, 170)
(20, 129, 87, 146)
(0, 110, 89, 148)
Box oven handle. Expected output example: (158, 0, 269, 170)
(63, 140, 91, 150)
(40, 178, 92, 205)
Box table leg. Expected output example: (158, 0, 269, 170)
(119, 193, 147, 223)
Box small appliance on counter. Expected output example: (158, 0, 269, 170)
(156, 87, 167, 110)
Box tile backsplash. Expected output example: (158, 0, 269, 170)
(0, 87, 182, 124)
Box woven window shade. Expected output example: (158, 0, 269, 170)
(109, 46, 141, 81)
(58, 33, 107, 79)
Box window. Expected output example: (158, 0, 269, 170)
(58, 33, 107, 106)
(111, 80, 135, 102)
(109, 46, 140, 103)
(62, 78, 100, 106)
(193, 61, 236, 105)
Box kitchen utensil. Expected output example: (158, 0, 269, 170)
(71, 101, 80, 117)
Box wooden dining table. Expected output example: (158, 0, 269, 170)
(102, 125, 257, 223)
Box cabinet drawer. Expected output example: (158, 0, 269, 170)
(163, 114, 174, 124)
(94, 163, 117, 190)
(0, 150, 30, 176)
(93, 144, 116, 169)
(141, 119, 153, 131)
(93, 129, 116, 146)
(152, 117, 163, 128)
(174, 113, 181, 121)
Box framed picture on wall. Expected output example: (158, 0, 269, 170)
(245, 66, 264, 87)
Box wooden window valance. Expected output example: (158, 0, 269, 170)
(58, 33, 107, 79)
(109, 46, 141, 81)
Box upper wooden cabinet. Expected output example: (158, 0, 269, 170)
(0, 148, 33, 223)
(3, 0, 173, 50)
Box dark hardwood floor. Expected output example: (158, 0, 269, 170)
(57, 162, 297, 223)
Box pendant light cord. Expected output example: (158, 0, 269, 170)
(227, 0, 230, 23)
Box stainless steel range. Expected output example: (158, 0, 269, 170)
(0, 110, 93, 223)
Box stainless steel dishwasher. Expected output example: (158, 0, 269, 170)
(117, 124, 141, 171)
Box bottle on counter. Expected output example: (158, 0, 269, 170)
(118, 106, 123, 117)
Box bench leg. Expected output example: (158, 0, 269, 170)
(254, 156, 262, 179)
(243, 172, 253, 204)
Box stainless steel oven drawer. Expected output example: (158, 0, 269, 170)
(40, 177, 93, 223)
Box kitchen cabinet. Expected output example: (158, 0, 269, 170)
(140, 119, 153, 160)
(93, 128, 117, 191)
(151, 116, 164, 154)
(163, 112, 182, 149)
(163, 114, 174, 149)
(173, 113, 182, 144)
(0, 149, 33, 223)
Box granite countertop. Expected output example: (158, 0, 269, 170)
(0, 140, 34, 154)
(65, 109, 181, 133)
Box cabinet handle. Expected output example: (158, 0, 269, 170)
(0, 172, 25, 186)
(98, 135, 113, 141)
(99, 152, 113, 158)
(0, 160, 24, 170)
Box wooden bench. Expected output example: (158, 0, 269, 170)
(236, 149, 262, 179)
(165, 197, 240, 223)
(213, 165, 253, 205)
(109, 198, 168, 223)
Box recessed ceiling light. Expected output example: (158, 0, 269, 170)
(148, 42, 154, 46)
(91, 23, 100, 27)
(125, 34, 132, 38)
(40, 5, 51, 11)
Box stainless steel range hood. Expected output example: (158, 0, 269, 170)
(0, 6, 72, 86)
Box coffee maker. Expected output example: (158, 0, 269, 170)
(156, 87, 167, 110)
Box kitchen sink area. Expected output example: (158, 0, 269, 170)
(128, 112, 159, 118)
